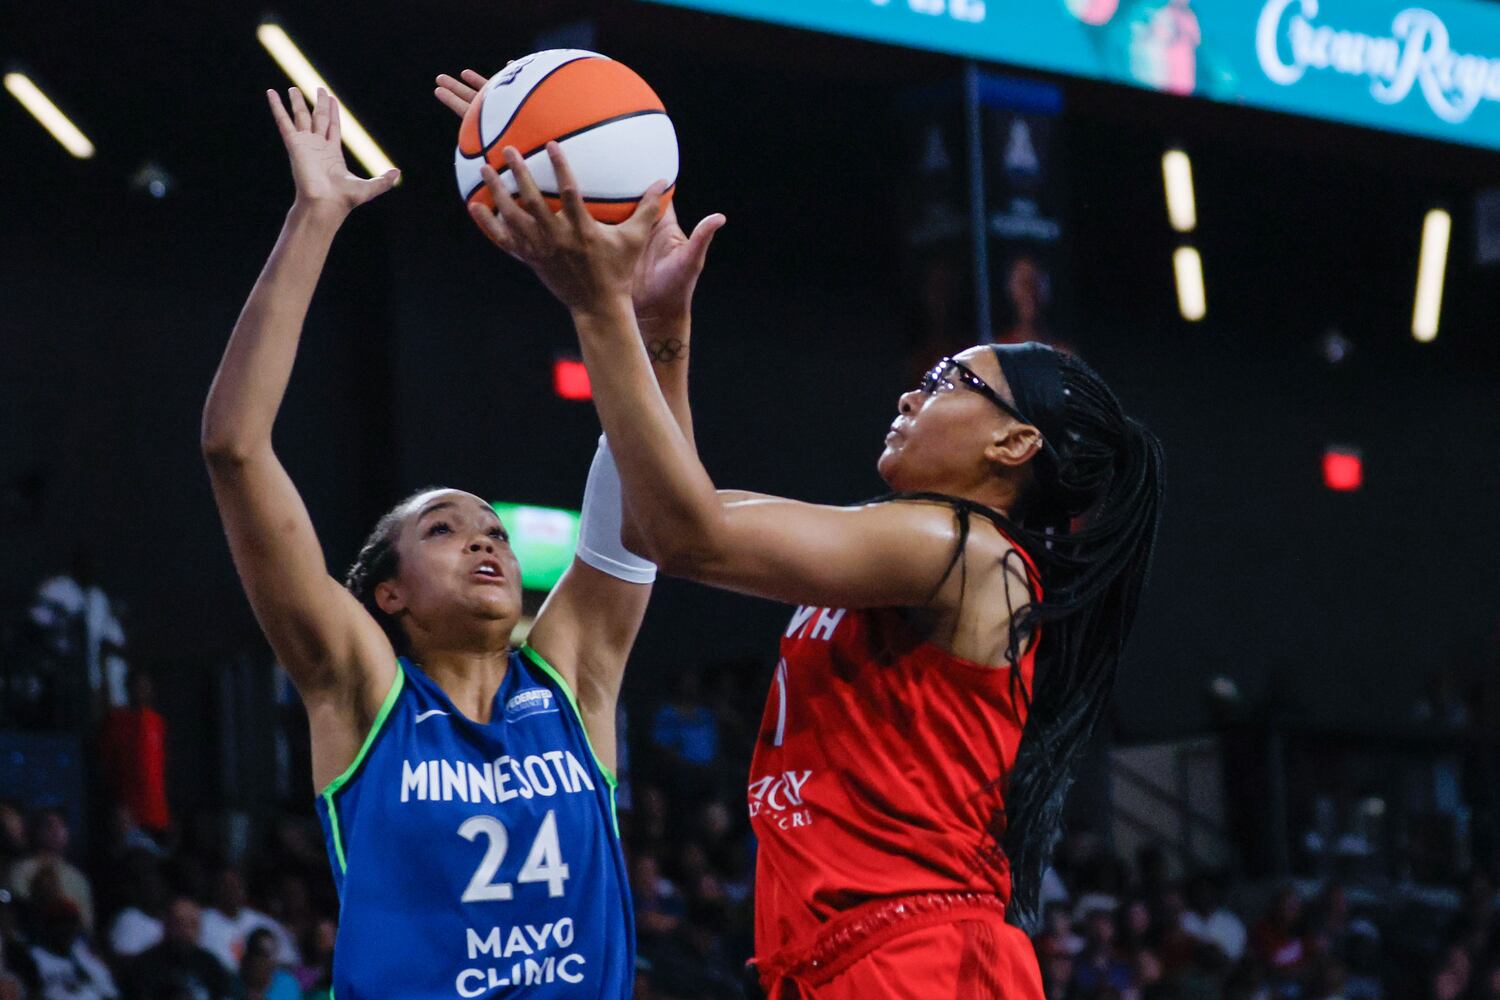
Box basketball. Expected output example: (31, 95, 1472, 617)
(454, 49, 679, 225)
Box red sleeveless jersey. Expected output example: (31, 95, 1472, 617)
(748, 558, 1041, 958)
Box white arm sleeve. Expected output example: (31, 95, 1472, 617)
(575, 435, 657, 585)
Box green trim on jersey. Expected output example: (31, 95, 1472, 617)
(518, 645, 622, 836)
(320, 664, 406, 873)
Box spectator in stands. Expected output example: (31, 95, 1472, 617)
(1430, 942, 1471, 1000)
(1071, 901, 1133, 995)
(1117, 896, 1154, 956)
(123, 896, 238, 1000)
(1181, 871, 1247, 962)
(103, 807, 164, 867)
(0, 938, 26, 1000)
(1250, 886, 1305, 973)
(26, 898, 116, 1000)
(633, 785, 670, 847)
(198, 866, 296, 972)
(1342, 928, 1384, 1000)
(0, 895, 37, 1000)
(98, 670, 171, 838)
(28, 548, 128, 718)
(1176, 939, 1236, 1000)
(1035, 932, 1074, 1000)
(631, 852, 684, 942)
(0, 804, 26, 888)
(260, 872, 314, 965)
(1035, 900, 1085, 959)
(1473, 960, 1500, 1000)
(293, 918, 336, 997)
(649, 672, 719, 799)
(106, 858, 168, 961)
(6, 810, 94, 931)
(644, 897, 741, 1000)
(237, 929, 298, 1000)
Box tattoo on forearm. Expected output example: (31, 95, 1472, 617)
(647, 337, 688, 364)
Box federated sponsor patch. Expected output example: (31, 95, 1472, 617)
(504, 687, 558, 722)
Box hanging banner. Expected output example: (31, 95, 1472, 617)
(643, 0, 1500, 152)
(978, 76, 1073, 348)
(897, 80, 976, 377)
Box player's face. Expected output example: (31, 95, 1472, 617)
(381, 490, 523, 645)
(878, 346, 1015, 491)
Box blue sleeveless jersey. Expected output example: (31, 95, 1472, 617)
(315, 647, 634, 999)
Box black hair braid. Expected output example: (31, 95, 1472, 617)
(877, 351, 1163, 929)
(344, 486, 446, 657)
(1000, 352, 1165, 927)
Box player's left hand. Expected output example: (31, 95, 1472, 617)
(632, 204, 725, 329)
(433, 69, 489, 118)
(471, 143, 668, 320)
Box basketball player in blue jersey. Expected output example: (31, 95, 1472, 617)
(202, 87, 722, 999)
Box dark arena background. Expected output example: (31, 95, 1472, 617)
(3, 0, 1500, 997)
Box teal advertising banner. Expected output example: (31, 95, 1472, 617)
(643, 0, 1500, 152)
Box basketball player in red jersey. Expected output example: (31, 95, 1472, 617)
(468, 146, 1164, 999)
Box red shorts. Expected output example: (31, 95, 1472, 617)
(753, 894, 1045, 1000)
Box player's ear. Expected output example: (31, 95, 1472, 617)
(375, 579, 405, 616)
(985, 424, 1042, 470)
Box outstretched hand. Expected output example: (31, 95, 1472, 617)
(469, 143, 669, 320)
(633, 204, 725, 327)
(268, 88, 398, 214)
(433, 69, 489, 119)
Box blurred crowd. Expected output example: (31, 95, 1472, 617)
(4, 609, 1500, 999)
(0, 800, 337, 1000)
(625, 666, 1500, 1000)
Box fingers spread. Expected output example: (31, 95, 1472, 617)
(434, 87, 470, 118)
(436, 72, 479, 103)
(327, 97, 342, 144)
(360, 169, 402, 204)
(688, 213, 727, 267)
(624, 181, 670, 239)
(266, 90, 296, 140)
(545, 142, 590, 229)
(469, 201, 516, 254)
(289, 87, 312, 131)
(482, 164, 539, 252)
(311, 88, 329, 137)
(503, 146, 553, 227)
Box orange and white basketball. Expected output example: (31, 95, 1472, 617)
(454, 50, 679, 225)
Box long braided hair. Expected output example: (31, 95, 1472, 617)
(895, 347, 1164, 926)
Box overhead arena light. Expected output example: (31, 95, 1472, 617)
(1412, 208, 1451, 343)
(1173, 246, 1206, 322)
(255, 22, 399, 181)
(4, 72, 95, 158)
(1161, 149, 1196, 233)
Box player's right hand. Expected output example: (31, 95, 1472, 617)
(268, 88, 399, 214)
(471, 142, 667, 320)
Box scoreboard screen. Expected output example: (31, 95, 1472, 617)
(642, 0, 1500, 152)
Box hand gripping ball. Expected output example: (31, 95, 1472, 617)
(455, 49, 679, 225)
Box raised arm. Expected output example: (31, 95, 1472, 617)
(530, 204, 723, 738)
(437, 72, 724, 766)
(467, 146, 969, 614)
(202, 89, 399, 788)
